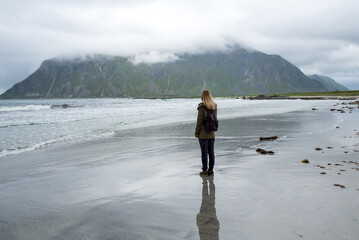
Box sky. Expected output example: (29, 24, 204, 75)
(1, 0, 359, 94)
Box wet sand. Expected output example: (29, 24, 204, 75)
(0, 100, 358, 240)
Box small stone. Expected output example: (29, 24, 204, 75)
(302, 159, 310, 164)
(315, 148, 323, 151)
(256, 148, 274, 155)
(320, 172, 326, 174)
(334, 184, 345, 188)
(328, 163, 332, 165)
(259, 136, 278, 141)
(327, 147, 333, 149)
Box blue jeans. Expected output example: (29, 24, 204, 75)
(199, 139, 215, 172)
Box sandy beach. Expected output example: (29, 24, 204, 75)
(0, 100, 358, 240)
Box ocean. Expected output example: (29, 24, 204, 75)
(0, 98, 335, 158)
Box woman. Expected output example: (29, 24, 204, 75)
(195, 90, 217, 176)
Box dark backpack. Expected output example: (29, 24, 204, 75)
(203, 107, 218, 132)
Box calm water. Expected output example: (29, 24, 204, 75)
(0, 98, 335, 158)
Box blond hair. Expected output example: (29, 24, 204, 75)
(201, 90, 216, 110)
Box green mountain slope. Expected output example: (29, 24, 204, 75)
(1, 47, 330, 98)
(308, 74, 349, 91)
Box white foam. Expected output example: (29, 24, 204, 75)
(0, 105, 51, 112)
(0, 129, 116, 158)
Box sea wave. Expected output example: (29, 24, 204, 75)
(0, 116, 119, 129)
(0, 122, 41, 128)
(0, 129, 116, 158)
(0, 105, 51, 112)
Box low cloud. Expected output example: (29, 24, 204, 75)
(1, 0, 359, 92)
(128, 51, 180, 64)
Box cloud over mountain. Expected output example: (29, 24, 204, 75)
(0, 0, 359, 93)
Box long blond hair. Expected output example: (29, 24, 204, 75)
(201, 90, 216, 110)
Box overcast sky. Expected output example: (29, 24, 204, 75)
(1, 0, 359, 93)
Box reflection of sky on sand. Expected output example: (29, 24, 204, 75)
(197, 175, 220, 240)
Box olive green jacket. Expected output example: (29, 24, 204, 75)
(195, 103, 217, 139)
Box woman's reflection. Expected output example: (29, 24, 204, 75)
(197, 175, 220, 240)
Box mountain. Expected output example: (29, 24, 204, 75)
(1, 47, 330, 98)
(308, 74, 349, 91)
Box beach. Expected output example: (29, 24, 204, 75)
(0, 99, 358, 239)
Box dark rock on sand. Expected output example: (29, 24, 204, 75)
(316, 165, 325, 169)
(259, 136, 278, 141)
(348, 100, 359, 105)
(315, 148, 323, 151)
(334, 184, 345, 188)
(302, 159, 310, 164)
(348, 161, 359, 167)
(312, 108, 318, 110)
(320, 172, 326, 174)
(256, 148, 274, 155)
(249, 95, 292, 100)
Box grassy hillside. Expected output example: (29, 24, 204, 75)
(281, 90, 359, 96)
(307, 74, 349, 91)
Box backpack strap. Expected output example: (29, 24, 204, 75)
(203, 106, 214, 113)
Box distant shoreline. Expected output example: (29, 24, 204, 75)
(1, 90, 358, 100)
(245, 95, 359, 100)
